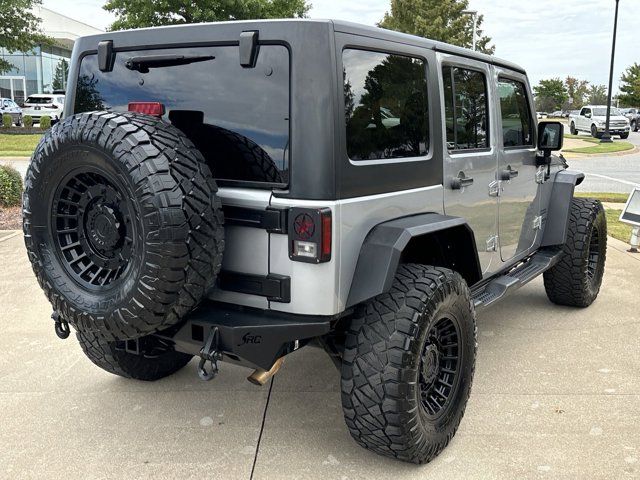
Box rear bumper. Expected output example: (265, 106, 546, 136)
(155, 300, 334, 370)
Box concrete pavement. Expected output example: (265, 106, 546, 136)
(1, 232, 639, 479)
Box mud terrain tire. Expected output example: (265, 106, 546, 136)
(23, 112, 224, 340)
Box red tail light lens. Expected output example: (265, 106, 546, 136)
(128, 102, 165, 117)
(288, 207, 332, 263)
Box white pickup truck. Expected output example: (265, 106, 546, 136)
(569, 105, 630, 139)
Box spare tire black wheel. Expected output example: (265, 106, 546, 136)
(23, 111, 224, 341)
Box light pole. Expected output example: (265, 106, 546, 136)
(462, 10, 478, 51)
(601, 0, 620, 144)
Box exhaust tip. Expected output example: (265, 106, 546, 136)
(247, 357, 285, 386)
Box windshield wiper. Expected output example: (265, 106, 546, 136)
(125, 54, 215, 73)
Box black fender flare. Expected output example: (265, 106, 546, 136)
(541, 169, 585, 247)
(346, 213, 482, 307)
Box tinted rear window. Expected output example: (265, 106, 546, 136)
(75, 45, 290, 184)
(27, 97, 53, 104)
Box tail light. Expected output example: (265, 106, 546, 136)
(128, 102, 165, 117)
(288, 207, 332, 263)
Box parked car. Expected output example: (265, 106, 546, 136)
(621, 108, 639, 132)
(24, 19, 606, 465)
(569, 105, 630, 138)
(551, 110, 563, 117)
(0, 98, 23, 126)
(536, 111, 548, 118)
(21, 93, 65, 124)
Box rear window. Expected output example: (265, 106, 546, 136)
(74, 45, 290, 184)
(343, 49, 429, 161)
(27, 97, 53, 104)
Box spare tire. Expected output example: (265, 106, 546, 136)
(23, 111, 224, 341)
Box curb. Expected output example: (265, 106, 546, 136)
(562, 145, 639, 159)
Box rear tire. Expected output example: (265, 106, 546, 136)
(543, 198, 606, 307)
(341, 265, 476, 464)
(23, 112, 225, 341)
(77, 330, 192, 380)
(570, 122, 578, 135)
(631, 120, 637, 132)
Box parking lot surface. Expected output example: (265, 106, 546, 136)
(1, 233, 639, 480)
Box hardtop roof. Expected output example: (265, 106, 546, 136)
(73, 18, 526, 75)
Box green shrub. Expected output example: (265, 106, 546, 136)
(23, 115, 33, 128)
(2, 114, 11, 128)
(39, 115, 52, 130)
(0, 165, 23, 207)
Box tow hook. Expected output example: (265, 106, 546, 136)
(52, 312, 70, 339)
(197, 326, 222, 381)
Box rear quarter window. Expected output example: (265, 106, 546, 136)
(74, 45, 290, 185)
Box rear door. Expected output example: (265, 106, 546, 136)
(440, 55, 499, 274)
(494, 69, 539, 263)
(73, 43, 291, 309)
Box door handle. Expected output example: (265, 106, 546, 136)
(500, 166, 518, 181)
(451, 171, 474, 190)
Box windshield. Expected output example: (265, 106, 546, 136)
(26, 97, 53, 104)
(593, 107, 622, 116)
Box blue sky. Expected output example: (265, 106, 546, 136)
(43, 0, 639, 93)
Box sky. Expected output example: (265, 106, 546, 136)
(42, 0, 639, 93)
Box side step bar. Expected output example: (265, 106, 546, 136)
(155, 301, 333, 371)
(471, 249, 562, 310)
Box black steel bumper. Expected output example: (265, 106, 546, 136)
(154, 301, 334, 370)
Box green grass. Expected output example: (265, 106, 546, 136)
(605, 208, 634, 243)
(563, 140, 634, 154)
(0, 134, 42, 157)
(575, 192, 629, 203)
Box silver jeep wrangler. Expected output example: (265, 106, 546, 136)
(23, 19, 607, 464)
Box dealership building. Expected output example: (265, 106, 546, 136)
(0, 7, 102, 104)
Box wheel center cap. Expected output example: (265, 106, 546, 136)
(86, 205, 121, 251)
(421, 344, 440, 385)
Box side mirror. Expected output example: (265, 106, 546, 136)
(538, 121, 564, 152)
(585, 113, 591, 118)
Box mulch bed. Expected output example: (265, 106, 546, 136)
(0, 206, 22, 230)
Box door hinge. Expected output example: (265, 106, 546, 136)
(486, 235, 499, 252)
(533, 215, 543, 230)
(488, 180, 502, 197)
(535, 166, 546, 184)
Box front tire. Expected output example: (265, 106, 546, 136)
(620, 132, 629, 139)
(631, 120, 637, 132)
(341, 265, 476, 464)
(543, 198, 606, 307)
(591, 124, 601, 138)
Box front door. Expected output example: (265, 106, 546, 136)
(495, 70, 539, 263)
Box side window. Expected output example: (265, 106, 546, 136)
(442, 66, 489, 151)
(343, 49, 429, 161)
(497, 78, 533, 147)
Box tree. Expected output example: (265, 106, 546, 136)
(587, 84, 607, 105)
(564, 76, 589, 110)
(379, 0, 494, 54)
(52, 59, 69, 91)
(618, 63, 640, 107)
(0, 0, 50, 74)
(533, 78, 567, 112)
(104, 0, 310, 31)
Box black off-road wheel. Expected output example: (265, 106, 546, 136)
(543, 198, 607, 307)
(77, 330, 192, 381)
(341, 265, 476, 464)
(23, 111, 224, 341)
(620, 132, 630, 139)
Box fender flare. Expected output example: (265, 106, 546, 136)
(346, 213, 481, 308)
(541, 169, 585, 247)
